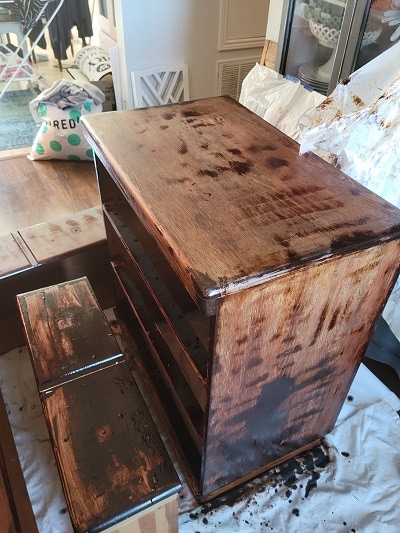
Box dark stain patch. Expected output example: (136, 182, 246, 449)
(230, 160, 253, 175)
(286, 248, 302, 262)
(276, 344, 302, 359)
(328, 307, 340, 330)
(266, 157, 289, 169)
(341, 77, 351, 85)
(228, 148, 242, 156)
(237, 335, 248, 346)
(330, 230, 375, 251)
(317, 97, 333, 110)
(160, 125, 169, 130)
(283, 335, 296, 344)
(167, 176, 190, 185)
(198, 169, 219, 178)
(304, 471, 320, 497)
(273, 233, 301, 261)
(269, 443, 332, 500)
(179, 141, 188, 155)
(163, 112, 175, 120)
(182, 110, 201, 118)
(341, 451, 350, 457)
(292, 508, 300, 517)
(352, 95, 364, 107)
(215, 165, 230, 173)
(309, 304, 328, 346)
(201, 142, 209, 150)
(290, 185, 322, 196)
(249, 144, 276, 153)
(247, 356, 263, 370)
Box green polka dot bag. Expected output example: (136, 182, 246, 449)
(28, 80, 105, 161)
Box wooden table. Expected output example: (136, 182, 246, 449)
(81, 96, 400, 502)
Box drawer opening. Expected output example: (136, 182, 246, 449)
(104, 201, 212, 393)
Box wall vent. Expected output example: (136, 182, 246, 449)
(217, 58, 258, 100)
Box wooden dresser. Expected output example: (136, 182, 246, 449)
(82, 96, 400, 502)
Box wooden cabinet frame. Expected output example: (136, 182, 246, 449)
(83, 96, 400, 502)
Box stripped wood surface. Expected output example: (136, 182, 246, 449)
(0, 157, 99, 234)
(18, 277, 181, 532)
(42, 361, 180, 533)
(82, 96, 400, 312)
(203, 239, 400, 495)
(17, 277, 122, 389)
(18, 206, 105, 263)
(82, 96, 400, 501)
(0, 233, 32, 279)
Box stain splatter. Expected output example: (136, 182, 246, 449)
(198, 169, 218, 178)
(266, 157, 289, 169)
(305, 471, 320, 497)
(179, 141, 188, 155)
(182, 110, 201, 118)
(352, 95, 364, 107)
(230, 160, 253, 175)
(249, 144, 276, 153)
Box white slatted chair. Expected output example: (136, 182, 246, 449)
(131, 64, 189, 108)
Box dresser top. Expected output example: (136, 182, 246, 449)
(82, 96, 400, 306)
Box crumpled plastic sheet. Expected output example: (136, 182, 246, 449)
(299, 41, 400, 209)
(239, 63, 325, 141)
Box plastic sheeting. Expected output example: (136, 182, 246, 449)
(299, 42, 400, 209)
(239, 64, 325, 141)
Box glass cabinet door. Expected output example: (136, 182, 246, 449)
(276, 0, 399, 95)
(341, 0, 400, 78)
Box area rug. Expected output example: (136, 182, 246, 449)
(0, 88, 40, 151)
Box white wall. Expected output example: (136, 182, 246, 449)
(266, 0, 285, 43)
(114, 0, 269, 109)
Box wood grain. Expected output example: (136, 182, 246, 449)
(42, 361, 180, 533)
(81, 96, 400, 310)
(0, 233, 32, 279)
(203, 239, 400, 495)
(17, 277, 122, 390)
(83, 96, 400, 501)
(0, 157, 99, 234)
(18, 206, 106, 263)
